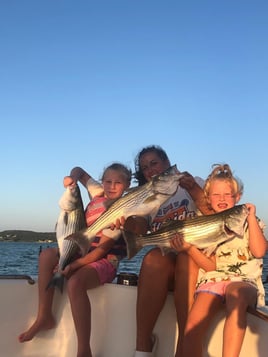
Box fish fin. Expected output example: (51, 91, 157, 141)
(159, 246, 177, 256)
(159, 246, 167, 256)
(46, 272, 65, 293)
(122, 230, 142, 259)
(143, 194, 158, 204)
(146, 205, 163, 223)
(203, 245, 218, 257)
(64, 231, 91, 257)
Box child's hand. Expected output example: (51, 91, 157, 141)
(61, 264, 73, 279)
(53, 263, 59, 273)
(170, 233, 193, 252)
(110, 217, 125, 230)
(63, 176, 76, 188)
(245, 203, 256, 217)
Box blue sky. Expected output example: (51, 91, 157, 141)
(1, 0, 268, 236)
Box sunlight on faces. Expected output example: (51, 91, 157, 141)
(208, 180, 241, 213)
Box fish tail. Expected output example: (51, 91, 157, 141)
(46, 272, 65, 293)
(123, 230, 142, 259)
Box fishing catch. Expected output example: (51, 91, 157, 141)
(123, 204, 249, 259)
(47, 184, 87, 292)
(65, 165, 183, 255)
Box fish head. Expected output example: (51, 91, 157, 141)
(224, 204, 249, 237)
(152, 165, 182, 196)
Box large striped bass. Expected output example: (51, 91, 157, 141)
(123, 204, 249, 259)
(47, 184, 86, 292)
(65, 165, 184, 255)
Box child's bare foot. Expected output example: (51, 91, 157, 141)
(18, 317, 55, 343)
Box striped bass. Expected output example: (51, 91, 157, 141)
(47, 184, 86, 292)
(123, 204, 249, 259)
(65, 165, 184, 255)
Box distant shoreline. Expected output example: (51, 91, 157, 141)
(0, 230, 56, 243)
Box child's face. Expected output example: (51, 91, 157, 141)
(102, 169, 129, 200)
(208, 179, 240, 213)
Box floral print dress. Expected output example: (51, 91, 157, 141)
(196, 219, 266, 307)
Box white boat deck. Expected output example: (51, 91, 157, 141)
(1, 278, 268, 357)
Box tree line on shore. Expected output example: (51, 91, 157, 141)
(0, 230, 56, 242)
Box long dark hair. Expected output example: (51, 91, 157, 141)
(134, 145, 170, 186)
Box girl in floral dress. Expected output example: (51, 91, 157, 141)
(171, 163, 267, 357)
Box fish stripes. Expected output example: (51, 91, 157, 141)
(47, 184, 86, 292)
(123, 205, 249, 259)
(66, 165, 184, 256)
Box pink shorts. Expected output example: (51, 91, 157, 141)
(195, 281, 232, 301)
(90, 258, 116, 284)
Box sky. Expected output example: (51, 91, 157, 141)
(1, 0, 268, 236)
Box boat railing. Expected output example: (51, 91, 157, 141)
(0, 274, 35, 285)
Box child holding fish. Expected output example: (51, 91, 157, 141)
(19, 162, 132, 357)
(170, 164, 267, 357)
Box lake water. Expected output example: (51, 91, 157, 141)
(1, 241, 268, 304)
(0, 241, 152, 277)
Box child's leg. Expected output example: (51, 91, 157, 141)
(67, 259, 115, 357)
(18, 247, 59, 342)
(223, 282, 257, 357)
(174, 252, 199, 357)
(182, 292, 222, 357)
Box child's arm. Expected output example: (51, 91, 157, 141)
(170, 234, 216, 271)
(61, 233, 117, 278)
(179, 172, 214, 215)
(246, 203, 267, 258)
(63, 167, 92, 188)
(64, 167, 104, 199)
(69, 167, 92, 187)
